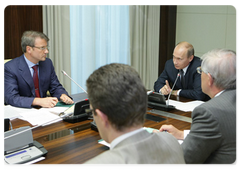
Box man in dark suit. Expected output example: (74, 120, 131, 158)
(84, 63, 185, 164)
(158, 49, 236, 163)
(154, 42, 208, 101)
(4, 31, 73, 108)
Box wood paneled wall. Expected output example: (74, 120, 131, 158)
(158, 6, 177, 76)
(4, 5, 176, 77)
(4, 5, 43, 59)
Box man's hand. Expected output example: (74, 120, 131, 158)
(159, 124, 184, 140)
(32, 97, 58, 108)
(171, 90, 179, 96)
(160, 80, 171, 95)
(60, 94, 74, 105)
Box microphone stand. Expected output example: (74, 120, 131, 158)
(167, 73, 180, 106)
(61, 70, 87, 94)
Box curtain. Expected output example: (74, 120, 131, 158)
(129, 6, 160, 90)
(70, 5, 130, 94)
(42, 5, 160, 94)
(42, 5, 72, 94)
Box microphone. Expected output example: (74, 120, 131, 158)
(167, 72, 180, 106)
(61, 70, 91, 123)
(61, 70, 87, 94)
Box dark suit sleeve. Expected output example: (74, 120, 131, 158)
(47, 61, 70, 99)
(4, 64, 35, 108)
(154, 72, 167, 92)
(181, 106, 222, 163)
(179, 71, 206, 100)
(154, 62, 170, 92)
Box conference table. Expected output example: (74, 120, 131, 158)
(9, 93, 193, 164)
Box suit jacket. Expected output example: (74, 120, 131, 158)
(4, 54, 70, 108)
(182, 89, 236, 163)
(84, 130, 185, 164)
(154, 57, 209, 101)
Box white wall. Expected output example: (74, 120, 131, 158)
(176, 5, 236, 57)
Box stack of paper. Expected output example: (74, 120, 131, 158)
(4, 105, 70, 126)
(168, 99, 204, 112)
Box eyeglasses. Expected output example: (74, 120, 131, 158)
(197, 67, 215, 80)
(85, 108, 94, 120)
(196, 67, 207, 74)
(85, 108, 94, 115)
(31, 46, 49, 51)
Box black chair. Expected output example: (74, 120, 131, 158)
(4, 118, 10, 132)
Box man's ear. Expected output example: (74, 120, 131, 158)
(95, 109, 109, 128)
(26, 46, 32, 53)
(189, 55, 194, 62)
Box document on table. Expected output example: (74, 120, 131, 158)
(41, 107, 69, 116)
(19, 109, 61, 126)
(4, 105, 35, 120)
(167, 99, 204, 112)
(4, 105, 70, 126)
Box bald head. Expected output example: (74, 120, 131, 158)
(175, 41, 194, 58)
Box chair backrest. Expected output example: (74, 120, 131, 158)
(4, 59, 11, 64)
(1, 59, 11, 102)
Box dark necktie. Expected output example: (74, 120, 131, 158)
(32, 65, 40, 97)
(180, 69, 185, 89)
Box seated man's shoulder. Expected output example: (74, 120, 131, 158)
(166, 58, 174, 65)
(84, 150, 125, 164)
(192, 56, 201, 64)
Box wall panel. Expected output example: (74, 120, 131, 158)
(4, 5, 43, 59)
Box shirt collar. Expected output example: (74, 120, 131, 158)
(24, 55, 39, 68)
(110, 128, 144, 150)
(182, 65, 189, 75)
(214, 90, 225, 98)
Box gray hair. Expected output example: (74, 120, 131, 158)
(201, 49, 236, 89)
(21, 30, 49, 53)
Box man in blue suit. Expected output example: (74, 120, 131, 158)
(4, 31, 74, 108)
(154, 42, 208, 101)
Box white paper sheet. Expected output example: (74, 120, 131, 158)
(23, 157, 45, 165)
(168, 99, 204, 112)
(19, 109, 61, 126)
(4, 105, 35, 120)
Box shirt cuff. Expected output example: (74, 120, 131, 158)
(159, 89, 162, 94)
(184, 130, 190, 139)
(177, 89, 182, 96)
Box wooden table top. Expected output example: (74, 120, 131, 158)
(9, 95, 192, 164)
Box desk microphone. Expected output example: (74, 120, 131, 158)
(61, 70, 87, 94)
(61, 70, 91, 123)
(61, 71, 97, 129)
(167, 72, 180, 106)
